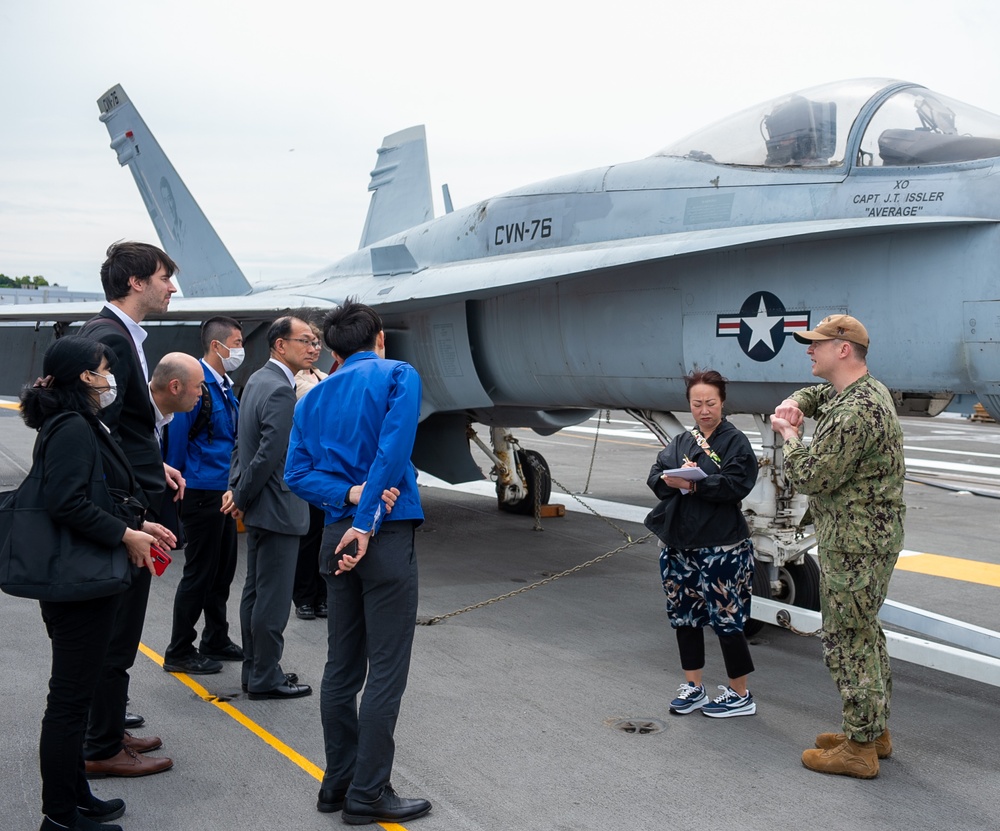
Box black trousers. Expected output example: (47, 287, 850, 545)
(84, 567, 151, 761)
(165, 489, 239, 661)
(39, 594, 120, 824)
(293, 503, 326, 608)
(676, 625, 755, 679)
(320, 518, 418, 801)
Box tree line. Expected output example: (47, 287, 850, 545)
(0, 274, 52, 288)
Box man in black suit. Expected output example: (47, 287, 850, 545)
(81, 241, 182, 777)
(222, 315, 316, 700)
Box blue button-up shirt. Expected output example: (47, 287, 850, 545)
(284, 351, 423, 533)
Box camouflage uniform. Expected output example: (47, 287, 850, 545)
(782, 374, 905, 743)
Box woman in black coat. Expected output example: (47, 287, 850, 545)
(644, 369, 759, 719)
(20, 337, 174, 831)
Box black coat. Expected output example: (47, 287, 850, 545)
(39, 412, 139, 545)
(644, 419, 758, 550)
(80, 309, 166, 518)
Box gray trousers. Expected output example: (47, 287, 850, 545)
(240, 526, 299, 692)
(320, 518, 418, 801)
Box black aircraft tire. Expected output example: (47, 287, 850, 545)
(776, 555, 821, 611)
(744, 559, 773, 638)
(497, 449, 552, 515)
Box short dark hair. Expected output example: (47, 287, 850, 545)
(838, 339, 869, 362)
(266, 314, 312, 352)
(201, 316, 242, 353)
(323, 299, 382, 358)
(19, 336, 113, 429)
(684, 369, 727, 402)
(100, 241, 178, 302)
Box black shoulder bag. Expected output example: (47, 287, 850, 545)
(0, 415, 134, 601)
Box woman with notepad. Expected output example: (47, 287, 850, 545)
(644, 369, 759, 719)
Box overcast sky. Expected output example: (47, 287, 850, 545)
(2, 0, 999, 294)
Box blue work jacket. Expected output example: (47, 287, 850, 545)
(163, 360, 238, 491)
(284, 351, 423, 533)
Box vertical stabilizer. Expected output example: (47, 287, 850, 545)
(359, 125, 434, 248)
(97, 85, 252, 297)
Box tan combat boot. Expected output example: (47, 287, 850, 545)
(801, 738, 879, 779)
(815, 728, 892, 759)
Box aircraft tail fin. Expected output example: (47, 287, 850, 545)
(97, 85, 252, 297)
(359, 126, 434, 248)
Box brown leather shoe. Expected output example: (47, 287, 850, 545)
(85, 746, 173, 778)
(815, 728, 892, 758)
(122, 730, 163, 753)
(802, 738, 879, 779)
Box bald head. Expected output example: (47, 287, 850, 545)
(150, 352, 204, 415)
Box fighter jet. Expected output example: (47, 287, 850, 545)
(2, 78, 1000, 610)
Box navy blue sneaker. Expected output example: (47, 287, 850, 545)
(701, 685, 756, 718)
(669, 682, 707, 714)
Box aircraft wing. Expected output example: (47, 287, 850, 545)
(0, 292, 333, 324)
(1, 214, 993, 325)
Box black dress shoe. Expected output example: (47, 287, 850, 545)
(41, 816, 123, 831)
(162, 653, 223, 675)
(199, 642, 244, 661)
(317, 787, 347, 813)
(342, 784, 431, 825)
(78, 795, 126, 822)
(295, 604, 316, 620)
(315, 602, 328, 618)
(242, 672, 298, 692)
(247, 681, 312, 700)
(123, 712, 145, 729)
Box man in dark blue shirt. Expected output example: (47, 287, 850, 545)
(285, 300, 430, 825)
(162, 316, 244, 675)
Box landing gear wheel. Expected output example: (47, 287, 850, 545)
(745, 559, 773, 638)
(772, 555, 821, 611)
(746, 555, 820, 637)
(497, 449, 552, 515)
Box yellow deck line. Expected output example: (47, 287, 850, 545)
(894, 553, 1000, 588)
(137, 642, 407, 830)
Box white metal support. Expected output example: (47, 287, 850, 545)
(751, 596, 1000, 688)
(879, 599, 1000, 659)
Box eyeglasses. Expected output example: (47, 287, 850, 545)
(285, 337, 322, 349)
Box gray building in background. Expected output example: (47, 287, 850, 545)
(0, 286, 103, 305)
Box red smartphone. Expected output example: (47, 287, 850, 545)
(151, 544, 172, 576)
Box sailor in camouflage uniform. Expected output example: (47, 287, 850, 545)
(770, 314, 905, 780)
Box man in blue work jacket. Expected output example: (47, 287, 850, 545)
(285, 299, 431, 826)
(162, 316, 244, 674)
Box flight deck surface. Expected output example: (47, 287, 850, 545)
(1, 410, 998, 831)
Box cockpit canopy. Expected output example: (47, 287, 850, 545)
(657, 79, 1000, 169)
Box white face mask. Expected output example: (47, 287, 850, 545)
(91, 371, 118, 409)
(217, 344, 245, 372)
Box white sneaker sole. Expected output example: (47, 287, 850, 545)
(669, 697, 707, 714)
(701, 701, 756, 718)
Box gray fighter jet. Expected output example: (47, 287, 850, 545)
(3, 78, 999, 608)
